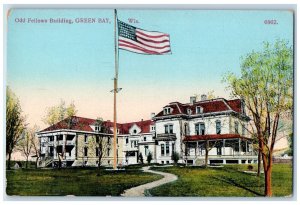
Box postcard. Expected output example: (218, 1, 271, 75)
(4, 7, 294, 198)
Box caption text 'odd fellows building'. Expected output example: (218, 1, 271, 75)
(37, 95, 257, 168)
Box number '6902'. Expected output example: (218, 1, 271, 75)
(264, 20, 278, 24)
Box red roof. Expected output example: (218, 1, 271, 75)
(119, 120, 154, 134)
(39, 116, 153, 134)
(183, 134, 244, 141)
(155, 98, 242, 118)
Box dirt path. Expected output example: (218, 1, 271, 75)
(121, 166, 178, 197)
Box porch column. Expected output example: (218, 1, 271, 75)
(54, 135, 57, 159)
(63, 134, 66, 159)
(196, 141, 199, 157)
(223, 139, 226, 155)
(238, 138, 241, 156)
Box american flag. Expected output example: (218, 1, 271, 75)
(118, 20, 171, 55)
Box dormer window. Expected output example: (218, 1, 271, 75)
(95, 125, 101, 132)
(196, 106, 203, 114)
(133, 129, 137, 134)
(187, 109, 192, 115)
(163, 107, 172, 115)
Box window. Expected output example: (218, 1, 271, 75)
(84, 147, 88, 157)
(144, 136, 147, 141)
(84, 135, 88, 143)
(200, 123, 205, 135)
(145, 145, 149, 156)
(172, 143, 175, 154)
(166, 142, 170, 155)
(242, 124, 246, 136)
(95, 126, 98, 132)
(126, 137, 129, 144)
(133, 129, 137, 134)
(164, 124, 174, 134)
(216, 120, 221, 134)
(235, 121, 239, 134)
(187, 109, 192, 115)
(196, 123, 205, 135)
(151, 126, 155, 131)
(196, 106, 203, 114)
(184, 123, 189, 135)
(107, 148, 110, 156)
(161, 144, 165, 155)
(163, 107, 171, 115)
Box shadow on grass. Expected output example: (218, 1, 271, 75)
(211, 176, 264, 196)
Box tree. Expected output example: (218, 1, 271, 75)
(29, 125, 41, 169)
(171, 151, 180, 164)
(6, 87, 26, 170)
(92, 118, 110, 169)
(42, 99, 77, 126)
(138, 152, 144, 164)
(17, 130, 33, 169)
(146, 152, 153, 164)
(285, 133, 293, 156)
(224, 39, 293, 196)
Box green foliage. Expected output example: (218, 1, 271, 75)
(6, 168, 162, 196)
(147, 152, 153, 164)
(285, 133, 293, 156)
(149, 164, 292, 197)
(6, 87, 26, 169)
(171, 151, 180, 164)
(42, 99, 77, 126)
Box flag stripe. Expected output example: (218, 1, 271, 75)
(119, 44, 171, 55)
(119, 37, 170, 54)
(119, 39, 170, 50)
(136, 30, 169, 38)
(136, 35, 170, 44)
(119, 43, 161, 54)
(136, 37, 170, 48)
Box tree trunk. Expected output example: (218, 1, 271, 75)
(35, 157, 39, 169)
(7, 152, 12, 170)
(25, 156, 28, 169)
(264, 166, 272, 196)
(257, 150, 261, 176)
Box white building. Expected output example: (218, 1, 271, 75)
(37, 95, 257, 167)
(153, 95, 257, 165)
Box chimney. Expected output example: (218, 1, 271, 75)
(151, 113, 155, 119)
(201, 94, 207, 101)
(190, 96, 197, 104)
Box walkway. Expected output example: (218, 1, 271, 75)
(121, 166, 178, 197)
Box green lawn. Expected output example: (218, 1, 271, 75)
(6, 167, 162, 196)
(148, 163, 293, 197)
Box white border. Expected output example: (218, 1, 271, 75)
(1, 1, 298, 205)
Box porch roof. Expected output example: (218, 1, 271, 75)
(183, 134, 251, 142)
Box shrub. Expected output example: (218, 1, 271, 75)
(147, 152, 153, 164)
(171, 152, 180, 164)
(247, 165, 254, 171)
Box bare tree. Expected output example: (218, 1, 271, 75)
(17, 130, 33, 169)
(30, 125, 41, 169)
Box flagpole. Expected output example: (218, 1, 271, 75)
(113, 9, 118, 170)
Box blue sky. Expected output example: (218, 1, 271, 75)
(6, 9, 293, 127)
